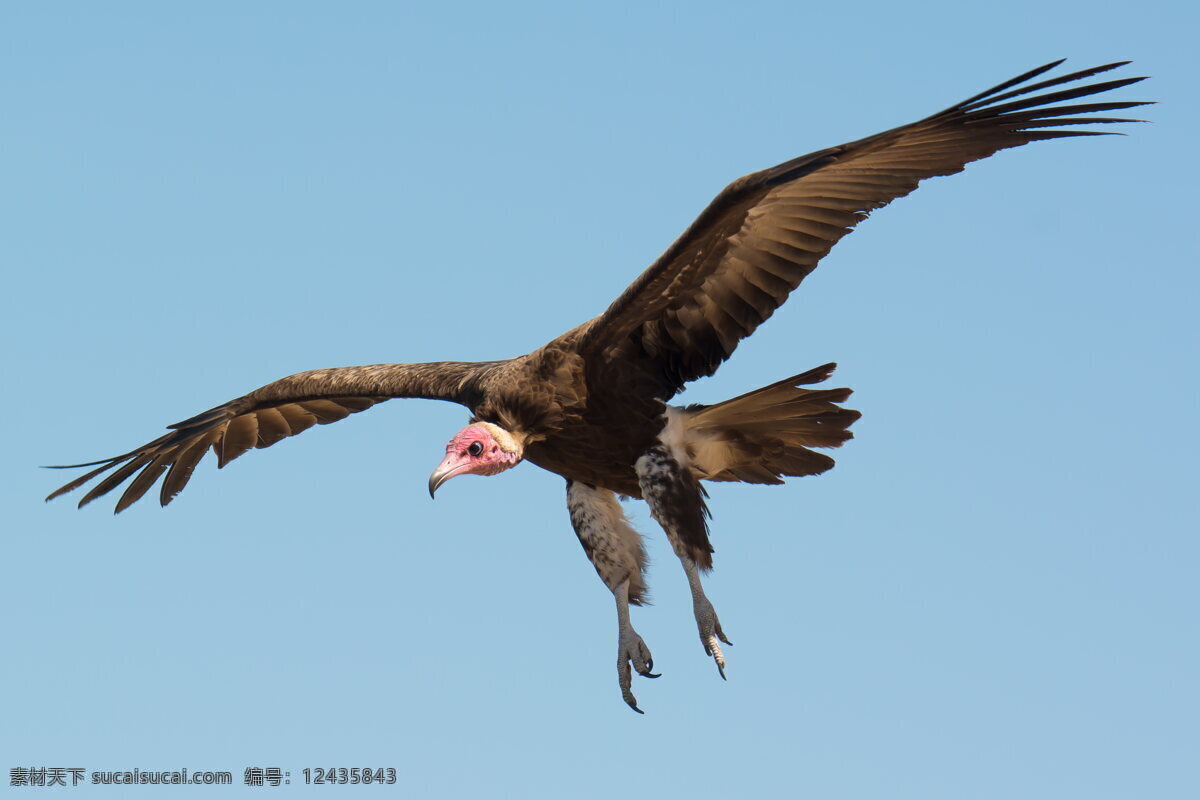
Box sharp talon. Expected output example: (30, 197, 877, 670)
(618, 625, 656, 711)
(717, 663, 727, 680)
(644, 670, 661, 679)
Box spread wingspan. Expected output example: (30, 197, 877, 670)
(45, 361, 499, 512)
(43, 60, 1149, 714)
(579, 60, 1149, 398)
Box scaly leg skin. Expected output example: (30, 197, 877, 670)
(615, 579, 659, 713)
(565, 480, 658, 713)
(682, 557, 732, 679)
(634, 441, 732, 681)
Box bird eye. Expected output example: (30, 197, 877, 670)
(468, 441, 484, 457)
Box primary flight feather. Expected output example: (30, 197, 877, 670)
(47, 60, 1149, 712)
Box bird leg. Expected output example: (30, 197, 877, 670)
(636, 440, 731, 679)
(681, 556, 732, 679)
(565, 480, 658, 713)
(614, 579, 658, 713)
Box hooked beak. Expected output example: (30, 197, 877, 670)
(427, 454, 469, 499)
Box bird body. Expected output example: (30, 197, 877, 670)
(47, 60, 1149, 712)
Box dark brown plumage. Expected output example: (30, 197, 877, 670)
(46, 60, 1148, 712)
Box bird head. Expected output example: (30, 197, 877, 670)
(428, 421, 524, 497)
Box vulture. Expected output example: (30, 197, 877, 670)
(47, 60, 1148, 713)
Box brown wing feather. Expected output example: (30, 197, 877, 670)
(46, 361, 501, 512)
(577, 60, 1150, 397)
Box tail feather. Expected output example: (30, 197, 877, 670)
(683, 363, 860, 484)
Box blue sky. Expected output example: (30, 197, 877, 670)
(3, 2, 1197, 797)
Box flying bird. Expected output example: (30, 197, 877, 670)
(47, 60, 1148, 712)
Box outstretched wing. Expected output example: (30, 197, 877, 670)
(578, 60, 1150, 398)
(46, 360, 500, 513)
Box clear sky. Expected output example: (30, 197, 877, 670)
(3, 2, 1196, 797)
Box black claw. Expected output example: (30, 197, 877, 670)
(625, 698, 645, 714)
(635, 657, 660, 678)
(717, 662, 727, 681)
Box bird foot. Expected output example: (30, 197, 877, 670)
(617, 626, 660, 714)
(694, 597, 732, 679)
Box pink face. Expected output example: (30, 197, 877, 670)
(427, 423, 522, 497)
